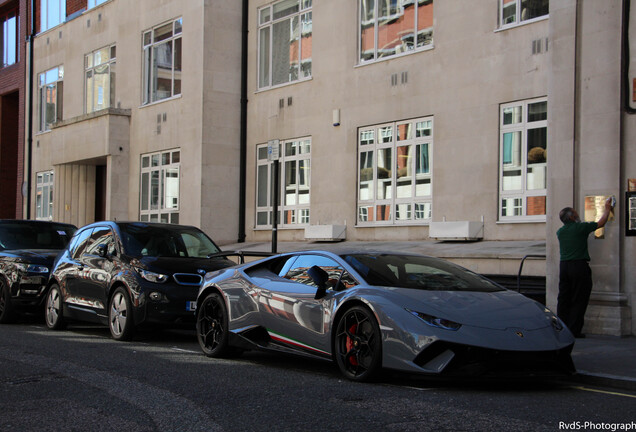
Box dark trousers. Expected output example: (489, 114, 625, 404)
(557, 260, 593, 336)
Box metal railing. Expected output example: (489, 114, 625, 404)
(517, 254, 546, 293)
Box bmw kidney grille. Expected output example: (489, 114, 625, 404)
(173, 273, 203, 286)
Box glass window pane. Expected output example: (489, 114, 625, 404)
(153, 42, 173, 101)
(258, 27, 271, 88)
(150, 171, 160, 210)
(257, 165, 269, 207)
(520, 0, 548, 21)
(94, 47, 109, 66)
(502, 0, 517, 25)
(154, 22, 173, 42)
(273, 0, 299, 20)
(173, 38, 182, 95)
(396, 145, 412, 198)
(298, 159, 310, 204)
(141, 172, 149, 210)
(151, 154, 160, 167)
(272, 17, 299, 86)
(377, 10, 397, 59)
(395, 203, 411, 221)
(285, 141, 297, 156)
(417, 0, 434, 47)
(174, 18, 182, 34)
(360, 129, 374, 145)
(164, 167, 179, 209)
(526, 127, 547, 190)
(528, 101, 547, 122)
(359, 151, 373, 201)
(260, 7, 271, 24)
(397, 123, 413, 141)
(300, 12, 312, 78)
(360, 0, 375, 62)
(502, 131, 522, 191)
(376, 204, 392, 221)
(376, 148, 393, 199)
(416, 120, 432, 137)
(379, 126, 393, 143)
(285, 160, 297, 205)
(415, 144, 431, 197)
(503, 106, 522, 125)
(527, 196, 546, 216)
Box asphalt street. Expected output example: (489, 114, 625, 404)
(1, 320, 635, 432)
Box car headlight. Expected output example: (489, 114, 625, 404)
(406, 308, 462, 331)
(15, 263, 49, 273)
(534, 303, 564, 332)
(135, 268, 168, 283)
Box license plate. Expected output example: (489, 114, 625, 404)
(186, 301, 197, 312)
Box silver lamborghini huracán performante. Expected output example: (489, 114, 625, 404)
(195, 250, 575, 381)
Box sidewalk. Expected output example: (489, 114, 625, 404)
(221, 240, 636, 391)
(570, 335, 636, 391)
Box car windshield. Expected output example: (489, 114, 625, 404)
(342, 253, 504, 292)
(0, 222, 76, 251)
(118, 223, 221, 258)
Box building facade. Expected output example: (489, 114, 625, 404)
(26, 0, 635, 336)
(0, 0, 28, 219)
(29, 0, 242, 243)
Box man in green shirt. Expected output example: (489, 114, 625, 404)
(557, 198, 613, 338)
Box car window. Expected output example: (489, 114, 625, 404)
(343, 253, 504, 292)
(0, 222, 75, 250)
(119, 223, 221, 258)
(283, 254, 347, 290)
(70, 229, 93, 260)
(84, 226, 115, 256)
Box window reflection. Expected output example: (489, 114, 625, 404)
(258, 0, 312, 89)
(360, 0, 433, 63)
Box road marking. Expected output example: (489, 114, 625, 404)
(170, 347, 200, 354)
(572, 386, 636, 399)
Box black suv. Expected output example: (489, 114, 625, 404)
(0, 220, 77, 323)
(45, 221, 236, 340)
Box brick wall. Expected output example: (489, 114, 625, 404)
(0, 0, 29, 218)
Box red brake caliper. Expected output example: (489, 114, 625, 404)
(346, 324, 358, 366)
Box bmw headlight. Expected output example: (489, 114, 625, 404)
(15, 263, 49, 273)
(135, 268, 168, 283)
(406, 308, 462, 331)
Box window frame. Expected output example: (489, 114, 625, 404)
(358, 0, 434, 64)
(85, 44, 116, 114)
(255, 137, 311, 229)
(498, 97, 547, 222)
(139, 149, 181, 224)
(142, 17, 182, 105)
(38, 65, 64, 132)
(257, 0, 313, 91)
(35, 170, 54, 221)
(1, 8, 18, 67)
(498, 0, 549, 30)
(357, 116, 433, 226)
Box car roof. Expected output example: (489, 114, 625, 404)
(0, 219, 77, 228)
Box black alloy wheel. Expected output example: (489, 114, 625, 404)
(196, 292, 232, 357)
(0, 278, 16, 323)
(335, 305, 382, 382)
(44, 284, 65, 330)
(109, 287, 135, 341)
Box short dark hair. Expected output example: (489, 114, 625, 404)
(559, 207, 575, 224)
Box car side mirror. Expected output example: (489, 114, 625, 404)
(307, 265, 329, 299)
